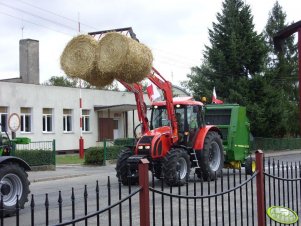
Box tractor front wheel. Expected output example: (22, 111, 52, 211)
(196, 131, 224, 181)
(115, 149, 138, 185)
(0, 163, 30, 216)
(162, 148, 191, 186)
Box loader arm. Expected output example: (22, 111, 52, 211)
(147, 67, 178, 143)
(118, 80, 149, 134)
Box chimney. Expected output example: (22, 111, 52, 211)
(19, 39, 39, 84)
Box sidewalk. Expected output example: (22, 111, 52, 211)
(28, 149, 301, 183)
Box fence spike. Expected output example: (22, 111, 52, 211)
(30, 194, 35, 226)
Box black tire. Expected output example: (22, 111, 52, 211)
(245, 156, 256, 175)
(162, 148, 191, 186)
(115, 149, 138, 185)
(0, 163, 30, 216)
(197, 131, 224, 181)
(153, 164, 162, 180)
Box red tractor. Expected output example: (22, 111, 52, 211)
(115, 68, 224, 186)
(89, 28, 224, 186)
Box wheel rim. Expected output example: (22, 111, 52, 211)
(0, 173, 23, 206)
(208, 141, 221, 171)
(177, 157, 187, 180)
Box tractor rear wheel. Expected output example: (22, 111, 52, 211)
(196, 131, 224, 181)
(0, 163, 30, 216)
(162, 148, 191, 186)
(115, 149, 138, 185)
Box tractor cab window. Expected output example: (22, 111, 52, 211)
(187, 106, 199, 130)
(151, 106, 169, 129)
(187, 105, 201, 145)
(175, 106, 185, 132)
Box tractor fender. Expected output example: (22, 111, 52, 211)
(193, 126, 222, 150)
(0, 156, 31, 171)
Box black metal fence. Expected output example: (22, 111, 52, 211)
(264, 159, 301, 226)
(149, 169, 258, 226)
(1, 151, 301, 226)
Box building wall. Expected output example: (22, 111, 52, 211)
(0, 82, 147, 151)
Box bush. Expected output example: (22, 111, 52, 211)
(84, 147, 104, 165)
(84, 145, 125, 165)
(114, 138, 135, 146)
(15, 150, 54, 166)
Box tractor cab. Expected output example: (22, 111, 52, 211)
(150, 97, 204, 146)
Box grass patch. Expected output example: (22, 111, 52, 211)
(56, 154, 85, 165)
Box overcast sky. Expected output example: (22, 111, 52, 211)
(0, 0, 300, 86)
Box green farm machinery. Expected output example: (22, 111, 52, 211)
(0, 126, 31, 216)
(205, 104, 255, 174)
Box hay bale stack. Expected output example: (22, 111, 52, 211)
(96, 32, 153, 83)
(60, 35, 97, 78)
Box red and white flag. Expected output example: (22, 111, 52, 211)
(146, 81, 161, 102)
(212, 87, 223, 104)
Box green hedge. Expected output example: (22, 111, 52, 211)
(84, 145, 125, 165)
(114, 138, 135, 146)
(15, 150, 54, 166)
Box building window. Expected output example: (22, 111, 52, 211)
(20, 107, 32, 133)
(82, 110, 90, 132)
(63, 109, 73, 132)
(0, 107, 8, 132)
(43, 108, 53, 132)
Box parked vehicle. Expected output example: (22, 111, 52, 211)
(0, 125, 31, 216)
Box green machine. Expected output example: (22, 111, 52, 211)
(204, 104, 255, 174)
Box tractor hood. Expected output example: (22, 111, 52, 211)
(144, 126, 172, 137)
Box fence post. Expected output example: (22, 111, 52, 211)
(256, 150, 265, 226)
(103, 139, 107, 166)
(138, 159, 150, 226)
(52, 139, 56, 165)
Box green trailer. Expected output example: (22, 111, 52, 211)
(205, 104, 255, 174)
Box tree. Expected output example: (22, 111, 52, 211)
(43, 76, 77, 87)
(186, 0, 267, 105)
(184, 0, 299, 137)
(43, 76, 119, 91)
(263, 1, 299, 136)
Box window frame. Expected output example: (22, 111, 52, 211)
(63, 109, 73, 133)
(0, 107, 8, 133)
(42, 108, 53, 133)
(82, 110, 90, 132)
(20, 107, 32, 133)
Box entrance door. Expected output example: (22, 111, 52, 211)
(113, 119, 119, 139)
(98, 118, 114, 141)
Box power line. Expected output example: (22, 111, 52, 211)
(13, 0, 98, 30)
(0, 11, 72, 36)
(0, 1, 78, 32)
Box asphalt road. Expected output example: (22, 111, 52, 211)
(2, 151, 301, 226)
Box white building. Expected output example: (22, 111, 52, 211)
(0, 81, 145, 151)
(0, 39, 190, 152)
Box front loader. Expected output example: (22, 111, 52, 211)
(115, 68, 224, 186)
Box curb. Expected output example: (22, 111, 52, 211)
(30, 173, 88, 183)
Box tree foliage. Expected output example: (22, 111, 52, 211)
(185, 0, 298, 137)
(43, 75, 119, 91)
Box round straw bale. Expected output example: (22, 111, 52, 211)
(96, 32, 153, 84)
(60, 35, 97, 78)
(83, 66, 114, 88)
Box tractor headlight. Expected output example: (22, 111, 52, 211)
(138, 146, 143, 150)
(145, 145, 151, 149)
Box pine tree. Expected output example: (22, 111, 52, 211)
(263, 1, 299, 136)
(186, 0, 267, 105)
